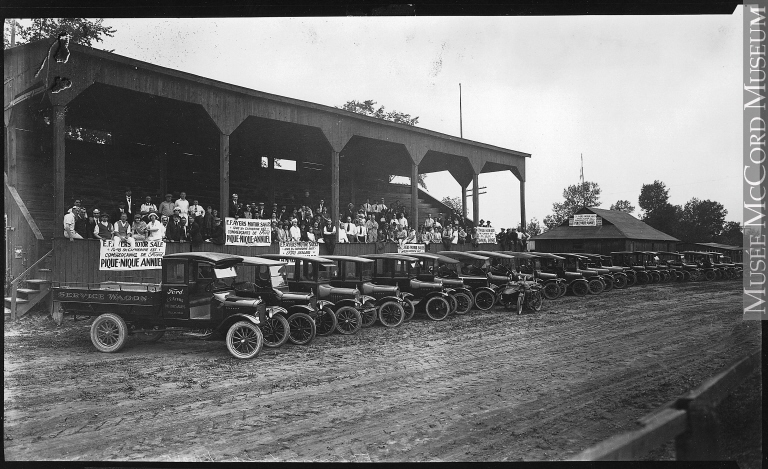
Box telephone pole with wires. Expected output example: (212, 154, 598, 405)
(580, 153, 584, 185)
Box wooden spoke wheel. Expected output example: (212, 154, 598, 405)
(360, 301, 378, 328)
(542, 282, 561, 300)
(402, 298, 415, 322)
(452, 292, 473, 315)
(378, 301, 405, 328)
(315, 307, 338, 337)
(261, 314, 290, 348)
(571, 281, 588, 297)
(334, 306, 362, 335)
(287, 312, 316, 345)
(425, 296, 451, 321)
(225, 321, 264, 359)
(90, 313, 128, 353)
(473, 290, 495, 311)
(613, 275, 628, 289)
(587, 279, 604, 295)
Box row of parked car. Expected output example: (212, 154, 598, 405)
(49, 249, 741, 360)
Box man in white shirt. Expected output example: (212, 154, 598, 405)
(289, 220, 302, 241)
(175, 192, 190, 222)
(124, 188, 135, 219)
(63, 207, 81, 241)
(140, 196, 157, 219)
(424, 213, 434, 228)
(361, 198, 373, 216)
(343, 216, 357, 243)
(189, 199, 205, 218)
(397, 214, 408, 229)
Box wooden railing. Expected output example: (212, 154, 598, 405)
(5, 172, 45, 288)
(8, 249, 52, 321)
(570, 349, 762, 461)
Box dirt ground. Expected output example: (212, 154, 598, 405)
(3, 279, 761, 462)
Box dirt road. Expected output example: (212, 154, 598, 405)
(3, 279, 759, 462)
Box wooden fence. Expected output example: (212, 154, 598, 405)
(570, 349, 762, 461)
(51, 238, 499, 284)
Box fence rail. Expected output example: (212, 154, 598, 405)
(570, 348, 762, 461)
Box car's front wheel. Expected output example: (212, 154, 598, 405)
(226, 321, 264, 359)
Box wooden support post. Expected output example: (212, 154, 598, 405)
(331, 150, 340, 233)
(219, 133, 230, 218)
(268, 156, 275, 206)
(520, 180, 526, 230)
(349, 168, 355, 206)
(7, 125, 17, 187)
(472, 173, 479, 226)
(674, 403, 721, 460)
(53, 105, 66, 227)
(411, 162, 419, 228)
(461, 184, 467, 219)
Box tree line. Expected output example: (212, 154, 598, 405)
(541, 180, 742, 246)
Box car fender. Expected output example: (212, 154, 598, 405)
(421, 290, 450, 303)
(334, 298, 362, 310)
(400, 292, 415, 301)
(267, 306, 289, 318)
(374, 295, 403, 307)
(472, 286, 496, 297)
(570, 278, 589, 287)
(214, 312, 262, 336)
(286, 304, 315, 316)
(317, 300, 335, 311)
(359, 294, 376, 305)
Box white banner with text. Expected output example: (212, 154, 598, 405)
(279, 241, 320, 257)
(476, 227, 496, 244)
(398, 243, 426, 254)
(99, 239, 166, 271)
(224, 217, 271, 246)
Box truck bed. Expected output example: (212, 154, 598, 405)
(52, 281, 163, 307)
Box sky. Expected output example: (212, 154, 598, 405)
(11, 11, 743, 229)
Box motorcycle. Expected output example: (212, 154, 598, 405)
(497, 274, 543, 315)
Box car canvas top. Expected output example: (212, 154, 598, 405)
(163, 252, 244, 268)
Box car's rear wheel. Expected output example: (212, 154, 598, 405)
(571, 281, 588, 297)
(613, 275, 628, 289)
(287, 312, 316, 345)
(378, 301, 405, 327)
(625, 273, 637, 287)
(335, 306, 362, 335)
(602, 276, 614, 292)
(90, 313, 128, 353)
(473, 290, 495, 311)
(542, 282, 560, 300)
(682, 270, 691, 282)
(587, 279, 604, 294)
(360, 301, 378, 328)
(315, 307, 338, 337)
(557, 282, 568, 298)
(425, 296, 450, 321)
(704, 270, 716, 281)
(649, 271, 661, 283)
(225, 321, 264, 359)
(401, 298, 415, 322)
(636, 271, 649, 285)
(452, 292, 473, 315)
(261, 314, 290, 348)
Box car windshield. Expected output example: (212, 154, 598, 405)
(343, 261, 358, 280)
(318, 264, 336, 282)
(211, 266, 237, 290)
(361, 263, 373, 280)
(269, 265, 288, 289)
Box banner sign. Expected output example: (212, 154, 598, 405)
(398, 243, 425, 254)
(476, 227, 496, 244)
(99, 239, 166, 270)
(225, 217, 272, 246)
(569, 214, 601, 226)
(279, 241, 319, 257)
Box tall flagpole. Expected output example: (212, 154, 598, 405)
(580, 153, 584, 185)
(459, 83, 463, 138)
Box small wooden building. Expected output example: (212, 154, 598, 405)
(530, 207, 679, 255)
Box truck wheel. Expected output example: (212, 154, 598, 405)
(473, 290, 495, 311)
(288, 312, 316, 345)
(587, 279, 604, 294)
(261, 314, 290, 348)
(452, 292, 473, 315)
(315, 307, 338, 337)
(378, 301, 405, 327)
(226, 321, 264, 359)
(335, 306, 362, 335)
(360, 301, 377, 328)
(425, 296, 450, 321)
(402, 298, 415, 322)
(90, 313, 128, 353)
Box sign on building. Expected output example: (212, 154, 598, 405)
(224, 218, 271, 246)
(398, 243, 425, 254)
(99, 239, 166, 270)
(569, 214, 601, 226)
(476, 227, 496, 244)
(279, 241, 320, 257)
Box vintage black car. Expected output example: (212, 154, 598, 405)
(529, 252, 588, 297)
(555, 253, 607, 294)
(654, 251, 698, 282)
(234, 256, 331, 346)
(467, 250, 520, 287)
(323, 255, 407, 327)
(599, 254, 637, 286)
(681, 251, 720, 281)
(707, 252, 739, 280)
(635, 251, 674, 283)
(406, 252, 475, 315)
(576, 253, 624, 291)
(436, 251, 498, 310)
(50, 252, 267, 359)
(259, 254, 366, 335)
(611, 251, 651, 285)
(362, 253, 454, 321)
(503, 252, 568, 300)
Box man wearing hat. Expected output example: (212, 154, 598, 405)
(87, 209, 101, 239)
(140, 196, 157, 218)
(123, 188, 136, 220)
(95, 213, 113, 240)
(132, 212, 148, 242)
(74, 207, 90, 239)
(209, 217, 225, 245)
(113, 201, 130, 224)
(112, 212, 134, 246)
(229, 193, 243, 218)
(496, 228, 507, 251)
(146, 212, 164, 241)
(255, 202, 267, 219)
(159, 193, 175, 218)
(165, 212, 183, 242)
(267, 202, 278, 220)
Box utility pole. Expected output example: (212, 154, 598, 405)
(459, 83, 463, 138)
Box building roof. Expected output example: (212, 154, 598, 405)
(532, 207, 680, 242)
(682, 242, 742, 251)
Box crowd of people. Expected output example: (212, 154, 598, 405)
(62, 188, 531, 252)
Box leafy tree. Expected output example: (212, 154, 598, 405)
(638, 180, 680, 238)
(715, 221, 743, 247)
(543, 181, 601, 230)
(340, 99, 427, 189)
(610, 199, 635, 214)
(5, 18, 116, 49)
(440, 196, 462, 215)
(526, 217, 543, 236)
(677, 198, 727, 243)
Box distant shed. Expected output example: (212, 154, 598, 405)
(676, 242, 743, 262)
(531, 207, 679, 255)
